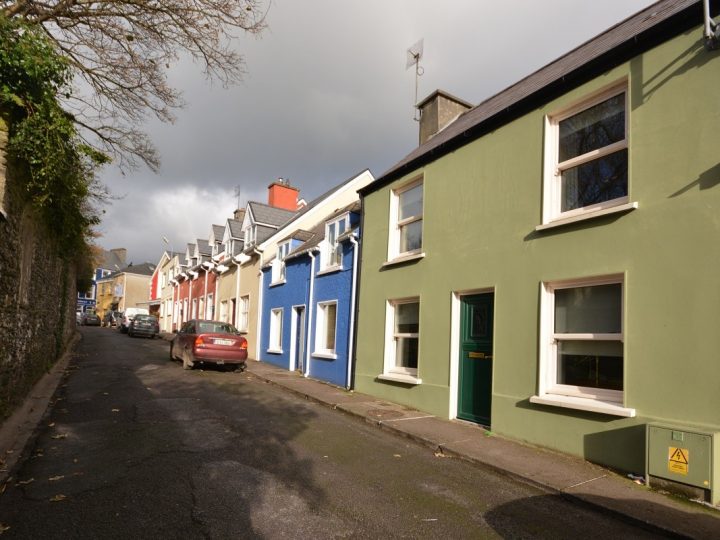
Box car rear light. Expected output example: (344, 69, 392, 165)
(239, 339, 247, 349)
(195, 336, 205, 347)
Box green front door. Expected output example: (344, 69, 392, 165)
(458, 293, 494, 426)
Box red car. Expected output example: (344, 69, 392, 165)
(170, 319, 248, 371)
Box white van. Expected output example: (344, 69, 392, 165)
(120, 307, 149, 333)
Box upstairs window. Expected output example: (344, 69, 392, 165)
(544, 83, 628, 223)
(273, 241, 291, 283)
(323, 215, 349, 269)
(388, 179, 423, 261)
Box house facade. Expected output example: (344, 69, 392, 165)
(354, 0, 720, 473)
(259, 203, 363, 388)
(244, 171, 374, 361)
(76, 248, 126, 315)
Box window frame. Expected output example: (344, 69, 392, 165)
(322, 214, 349, 270)
(268, 307, 283, 353)
(380, 298, 422, 383)
(238, 295, 250, 332)
(387, 178, 424, 262)
(314, 300, 338, 358)
(537, 274, 629, 409)
(542, 81, 629, 225)
(272, 241, 291, 284)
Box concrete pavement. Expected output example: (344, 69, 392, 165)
(239, 359, 720, 539)
(3, 331, 719, 538)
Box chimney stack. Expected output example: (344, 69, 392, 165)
(268, 178, 300, 211)
(417, 90, 473, 146)
(233, 208, 246, 221)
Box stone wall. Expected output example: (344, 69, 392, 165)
(0, 112, 77, 421)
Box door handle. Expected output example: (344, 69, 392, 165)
(468, 352, 492, 359)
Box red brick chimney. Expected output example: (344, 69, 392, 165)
(268, 178, 300, 210)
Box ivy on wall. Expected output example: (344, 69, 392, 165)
(0, 13, 107, 260)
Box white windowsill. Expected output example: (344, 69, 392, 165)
(536, 202, 638, 232)
(266, 348, 283, 355)
(377, 372, 423, 385)
(269, 279, 286, 287)
(383, 252, 426, 268)
(317, 265, 343, 276)
(312, 352, 337, 360)
(530, 394, 636, 417)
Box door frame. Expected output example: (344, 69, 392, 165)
(289, 304, 306, 372)
(449, 288, 495, 420)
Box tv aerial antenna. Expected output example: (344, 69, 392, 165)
(234, 185, 242, 209)
(406, 39, 424, 121)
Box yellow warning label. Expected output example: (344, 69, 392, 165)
(668, 447, 689, 475)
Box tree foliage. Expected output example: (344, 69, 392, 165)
(1, 0, 266, 170)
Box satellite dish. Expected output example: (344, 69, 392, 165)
(406, 39, 424, 70)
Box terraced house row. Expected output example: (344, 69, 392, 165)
(149, 0, 720, 501)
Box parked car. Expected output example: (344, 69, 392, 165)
(170, 319, 248, 371)
(128, 314, 159, 338)
(102, 311, 122, 327)
(76, 311, 83, 325)
(119, 307, 149, 333)
(81, 312, 101, 326)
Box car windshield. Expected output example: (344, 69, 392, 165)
(135, 315, 156, 322)
(197, 321, 238, 334)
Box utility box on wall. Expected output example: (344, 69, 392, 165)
(646, 424, 719, 506)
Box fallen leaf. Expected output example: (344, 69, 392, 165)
(0, 522, 10, 534)
(102, 392, 109, 396)
(51, 434, 68, 440)
(4, 451, 13, 455)
(111, 409, 120, 413)
(16, 478, 34, 485)
(393, 454, 402, 458)
(48, 423, 55, 427)
(48, 476, 64, 482)
(49, 494, 66, 502)
(433, 451, 446, 458)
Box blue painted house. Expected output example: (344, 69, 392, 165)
(259, 202, 362, 388)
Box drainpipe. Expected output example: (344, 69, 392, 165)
(305, 248, 320, 378)
(252, 247, 264, 360)
(214, 267, 220, 320)
(188, 272, 194, 318)
(171, 280, 176, 332)
(704, 0, 719, 49)
(347, 234, 359, 389)
(202, 264, 209, 319)
(233, 258, 241, 326)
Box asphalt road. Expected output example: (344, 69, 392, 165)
(0, 328, 672, 539)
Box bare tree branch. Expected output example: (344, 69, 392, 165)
(2, 0, 268, 170)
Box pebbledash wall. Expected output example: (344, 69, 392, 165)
(354, 9, 720, 473)
(0, 111, 77, 420)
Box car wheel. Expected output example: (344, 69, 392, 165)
(182, 350, 194, 370)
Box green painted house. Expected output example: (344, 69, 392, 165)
(354, 0, 720, 475)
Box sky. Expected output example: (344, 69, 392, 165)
(96, 0, 657, 265)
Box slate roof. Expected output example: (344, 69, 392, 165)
(361, 0, 701, 194)
(196, 239, 211, 256)
(122, 262, 156, 276)
(98, 249, 125, 271)
(227, 218, 244, 238)
(248, 202, 297, 227)
(211, 224, 224, 241)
